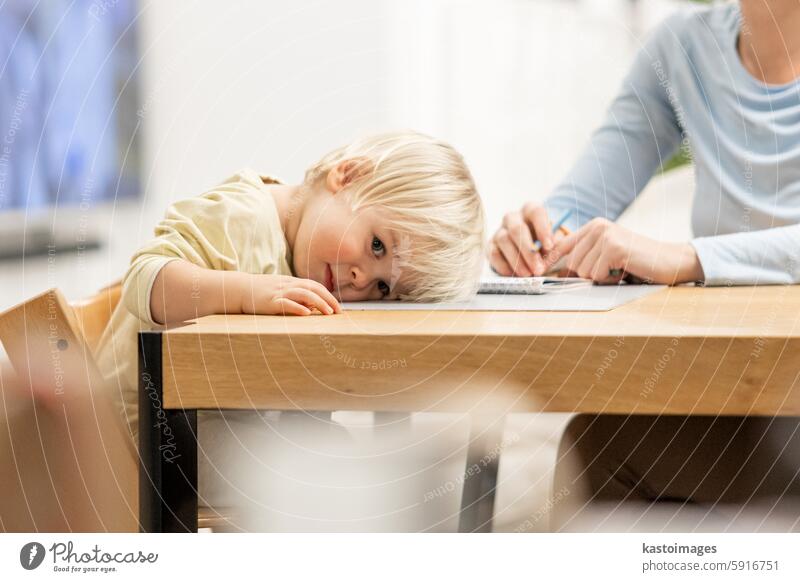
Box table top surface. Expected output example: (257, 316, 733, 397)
(162, 286, 800, 339)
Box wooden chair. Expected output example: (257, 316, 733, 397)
(0, 282, 233, 532)
(0, 283, 137, 531)
(0, 284, 118, 395)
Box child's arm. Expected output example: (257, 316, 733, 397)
(149, 259, 340, 325)
(119, 175, 342, 326)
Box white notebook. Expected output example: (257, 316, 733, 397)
(478, 276, 592, 295)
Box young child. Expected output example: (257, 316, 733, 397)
(94, 130, 485, 482)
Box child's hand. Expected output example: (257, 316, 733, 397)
(239, 274, 341, 316)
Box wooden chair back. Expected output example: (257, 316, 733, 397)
(71, 281, 122, 354)
(0, 280, 121, 388)
(0, 282, 244, 532)
(0, 281, 137, 532)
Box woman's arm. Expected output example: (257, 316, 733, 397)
(691, 224, 800, 285)
(548, 217, 800, 286)
(490, 14, 689, 276)
(545, 14, 686, 230)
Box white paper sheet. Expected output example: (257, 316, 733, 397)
(342, 284, 666, 312)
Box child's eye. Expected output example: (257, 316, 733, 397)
(371, 236, 385, 257)
(377, 280, 390, 297)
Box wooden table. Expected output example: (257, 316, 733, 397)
(138, 285, 800, 532)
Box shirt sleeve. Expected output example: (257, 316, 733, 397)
(691, 224, 800, 285)
(544, 14, 685, 231)
(121, 181, 269, 325)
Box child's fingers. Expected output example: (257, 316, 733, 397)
(286, 288, 335, 315)
(299, 279, 341, 313)
(274, 297, 311, 316)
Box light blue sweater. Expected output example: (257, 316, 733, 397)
(544, 2, 800, 285)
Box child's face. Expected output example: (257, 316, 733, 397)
(291, 181, 408, 302)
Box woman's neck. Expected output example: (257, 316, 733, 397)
(739, 0, 800, 84)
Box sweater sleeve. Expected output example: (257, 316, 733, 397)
(691, 224, 800, 285)
(544, 14, 685, 231)
(121, 174, 277, 325)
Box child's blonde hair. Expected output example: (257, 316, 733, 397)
(304, 130, 485, 302)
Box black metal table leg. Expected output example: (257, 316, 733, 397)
(138, 331, 198, 533)
(458, 415, 506, 533)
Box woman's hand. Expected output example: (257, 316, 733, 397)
(488, 203, 566, 276)
(238, 274, 341, 316)
(548, 218, 705, 285)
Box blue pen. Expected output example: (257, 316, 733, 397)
(532, 209, 572, 252)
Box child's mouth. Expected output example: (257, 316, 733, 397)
(324, 263, 334, 293)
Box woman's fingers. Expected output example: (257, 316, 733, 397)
(575, 242, 603, 280)
(530, 251, 546, 276)
(593, 261, 626, 285)
(589, 243, 626, 284)
(563, 228, 598, 274)
(548, 230, 580, 270)
(495, 228, 533, 276)
(502, 212, 540, 274)
(489, 245, 514, 276)
(524, 205, 554, 252)
(488, 204, 561, 277)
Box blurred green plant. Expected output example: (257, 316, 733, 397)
(658, 0, 709, 172)
(660, 146, 692, 173)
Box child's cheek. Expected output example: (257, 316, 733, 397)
(333, 234, 363, 263)
(311, 221, 353, 261)
(306, 224, 333, 258)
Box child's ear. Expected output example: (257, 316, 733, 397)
(326, 158, 372, 194)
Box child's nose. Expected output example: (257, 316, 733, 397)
(349, 265, 370, 290)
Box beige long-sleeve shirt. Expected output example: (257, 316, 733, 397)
(95, 169, 293, 439)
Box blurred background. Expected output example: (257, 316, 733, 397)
(0, 0, 697, 307)
(0, 0, 701, 531)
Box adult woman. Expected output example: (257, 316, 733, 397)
(490, 1, 800, 529)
